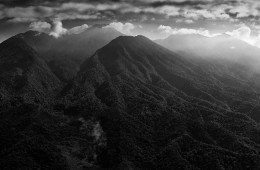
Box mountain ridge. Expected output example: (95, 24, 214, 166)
(15, 27, 123, 81)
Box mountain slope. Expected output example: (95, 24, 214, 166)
(156, 34, 260, 121)
(0, 36, 106, 169)
(74, 35, 260, 169)
(16, 27, 123, 81)
(155, 34, 260, 70)
(0, 37, 60, 101)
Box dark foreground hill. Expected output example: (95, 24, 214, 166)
(0, 35, 259, 169)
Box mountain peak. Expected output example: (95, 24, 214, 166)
(24, 30, 43, 36)
(108, 35, 151, 46)
(17, 30, 50, 39)
(79, 34, 178, 78)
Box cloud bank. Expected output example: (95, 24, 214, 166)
(29, 20, 260, 49)
(1, 0, 260, 24)
(103, 22, 135, 35)
(158, 24, 260, 48)
(49, 20, 67, 38)
(226, 26, 260, 47)
(29, 21, 51, 33)
(30, 20, 90, 38)
(2, 0, 260, 41)
(158, 25, 220, 37)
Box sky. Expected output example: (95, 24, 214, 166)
(1, 0, 260, 47)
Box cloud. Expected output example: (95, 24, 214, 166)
(139, 0, 214, 6)
(1, 0, 259, 24)
(184, 19, 194, 24)
(176, 19, 194, 24)
(54, 13, 99, 21)
(158, 24, 260, 48)
(224, 25, 260, 48)
(29, 21, 51, 33)
(49, 19, 68, 38)
(0, 3, 102, 23)
(60, 2, 126, 12)
(122, 5, 181, 17)
(226, 26, 251, 40)
(210, 5, 232, 20)
(8, 17, 37, 23)
(182, 9, 217, 20)
(138, 0, 259, 21)
(103, 22, 135, 35)
(148, 0, 212, 7)
(158, 25, 220, 37)
(67, 24, 89, 34)
(2, 6, 53, 22)
(229, 4, 258, 18)
(148, 5, 180, 17)
(29, 20, 90, 37)
(226, 26, 257, 46)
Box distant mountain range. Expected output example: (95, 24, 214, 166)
(0, 32, 259, 169)
(156, 34, 260, 121)
(155, 33, 260, 71)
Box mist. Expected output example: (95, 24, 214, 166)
(156, 33, 260, 73)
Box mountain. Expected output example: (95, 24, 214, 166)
(0, 35, 107, 169)
(0, 33, 259, 169)
(156, 34, 260, 121)
(155, 34, 260, 67)
(0, 36, 60, 102)
(16, 27, 123, 81)
(0, 38, 64, 168)
(156, 34, 211, 53)
(74, 35, 260, 169)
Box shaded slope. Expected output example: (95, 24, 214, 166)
(0, 95, 106, 169)
(0, 35, 107, 168)
(0, 37, 60, 101)
(0, 29, 122, 169)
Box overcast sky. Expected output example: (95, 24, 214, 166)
(1, 0, 260, 46)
